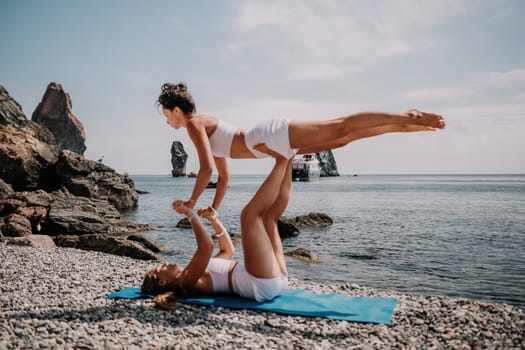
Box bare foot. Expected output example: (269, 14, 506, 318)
(403, 124, 436, 132)
(407, 109, 445, 129)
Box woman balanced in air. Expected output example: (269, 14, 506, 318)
(142, 154, 294, 305)
(157, 82, 445, 210)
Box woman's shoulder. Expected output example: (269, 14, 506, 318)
(189, 114, 219, 128)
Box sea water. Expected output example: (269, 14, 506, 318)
(123, 174, 525, 309)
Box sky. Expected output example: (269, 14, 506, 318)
(1, 0, 524, 175)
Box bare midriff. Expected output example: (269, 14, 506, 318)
(230, 130, 256, 159)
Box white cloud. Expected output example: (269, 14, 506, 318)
(481, 69, 525, 87)
(231, 0, 468, 80)
(398, 68, 525, 105)
(400, 86, 476, 103)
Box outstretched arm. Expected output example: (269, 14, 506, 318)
(211, 157, 230, 210)
(198, 206, 235, 259)
(184, 120, 214, 209)
(172, 200, 214, 287)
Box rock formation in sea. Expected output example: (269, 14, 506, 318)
(316, 150, 340, 177)
(171, 140, 188, 177)
(32, 82, 87, 155)
(0, 83, 158, 260)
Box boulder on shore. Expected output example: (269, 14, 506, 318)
(286, 212, 333, 228)
(285, 247, 319, 263)
(53, 234, 160, 260)
(0, 83, 157, 260)
(55, 150, 139, 211)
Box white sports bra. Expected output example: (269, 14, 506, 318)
(206, 258, 232, 293)
(208, 120, 238, 157)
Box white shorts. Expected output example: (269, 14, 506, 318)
(231, 263, 288, 302)
(244, 118, 298, 159)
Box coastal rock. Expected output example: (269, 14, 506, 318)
(176, 217, 191, 228)
(0, 190, 52, 234)
(5, 234, 56, 248)
(0, 188, 153, 240)
(55, 150, 138, 210)
(316, 150, 339, 177)
(0, 83, 159, 259)
(0, 123, 59, 191)
(284, 247, 319, 263)
(39, 188, 147, 236)
(277, 217, 300, 238)
(171, 141, 188, 177)
(0, 85, 60, 191)
(0, 178, 14, 200)
(127, 233, 167, 253)
(1, 214, 32, 237)
(287, 212, 333, 228)
(31, 82, 87, 155)
(0, 84, 27, 127)
(53, 234, 160, 260)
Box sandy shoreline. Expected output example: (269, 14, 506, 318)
(1, 244, 523, 349)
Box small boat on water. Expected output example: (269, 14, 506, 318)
(292, 153, 321, 181)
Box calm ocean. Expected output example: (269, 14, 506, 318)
(123, 174, 525, 309)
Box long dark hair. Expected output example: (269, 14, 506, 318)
(142, 270, 189, 310)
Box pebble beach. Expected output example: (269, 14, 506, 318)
(1, 244, 523, 349)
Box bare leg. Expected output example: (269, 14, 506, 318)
(288, 110, 445, 150)
(261, 158, 293, 275)
(297, 124, 436, 154)
(240, 156, 290, 278)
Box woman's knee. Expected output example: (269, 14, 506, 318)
(241, 205, 259, 225)
(262, 212, 280, 227)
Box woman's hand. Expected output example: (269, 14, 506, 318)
(172, 200, 193, 217)
(183, 199, 196, 209)
(197, 206, 218, 222)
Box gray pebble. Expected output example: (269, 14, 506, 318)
(1, 244, 524, 349)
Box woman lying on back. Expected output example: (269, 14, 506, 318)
(142, 154, 294, 307)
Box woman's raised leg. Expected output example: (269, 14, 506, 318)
(296, 124, 436, 154)
(240, 156, 290, 278)
(288, 110, 445, 151)
(262, 158, 293, 275)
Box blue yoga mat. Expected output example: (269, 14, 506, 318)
(107, 287, 397, 325)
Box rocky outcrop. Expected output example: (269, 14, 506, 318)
(0, 85, 27, 127)
(277, 212, 333, 238)
(0, 178, 14, 200)
(53, 234, 159, 260)
(31, 82, 87, 155)
(0, 123, 59, 191)
(277, 217, 301, 238)
(55, 150, 138, 210)
(316, 150, 339, 177)
(0, 188, 155, 238)
(286, 212, 333, 228)
(5, 234, 56, 249)
(285, 248, 319, 263)
(171, 141, 188, 177)
(127, 233, 168, 253)
(0, 84, 158, 261)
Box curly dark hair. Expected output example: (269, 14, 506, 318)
(156, 82, 196, 114)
